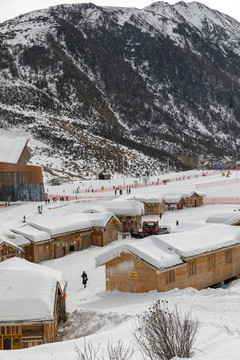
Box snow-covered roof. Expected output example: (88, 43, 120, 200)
(27, 212, 118, 236)
(96, 236, 183, 270)
(128, 194, 163, 204)
(0, 257, 66, 323)
(0, 137, 28, 164)
(171, 221, 210, 233)
(181, 190, 206, 197)
(163, 194, 185, 203)
(0, 228, 30, 249)
(159, 224, 240, 258)
(205, 212, 240, 225)
(12, 224, 51, 244)
(84, 200, 143, 216)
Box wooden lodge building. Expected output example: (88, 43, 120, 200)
(128, 195, 165, 216)
(0, 257, 66, 350)
(96, 223, 240, 293)
(0, 138, 44, 202)
(182, 190, 206, 207)
(163, 194, 185, 210)
(83, 200, 143, 233)
(12, 212, 119, 263)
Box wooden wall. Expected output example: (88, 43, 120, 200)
(144, 203, 165, 216)
(105, 245, 240, 293)
(0, 292, 65, 349)
(106, 253, 159, 293)
(23, 222, 119, 264)
(118, 215, 142, 232)
(0, 244, 24, 262)
(185, 194, 203, 207)
(0, 323, 45, 349)
(102, 221, 118, 246)
(52, 230, 92, 260)
(91, 221, 118, 247)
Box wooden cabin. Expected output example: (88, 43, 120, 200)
(91, 216, 119, 246)
(182, 190, 205, 207)
(0, 230, 30, 262)
(84, 200, 143, 233)
(164, 194, 185, 210)
(128, 195, 164, 216)
(12, 213, 119, 263)
(0, 258, 66, 350)
(96, 224, 240, 293)
(98, 173, 111, 180)
(143, 201, 165, 216)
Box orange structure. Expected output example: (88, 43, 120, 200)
(0, 162, 44, 202)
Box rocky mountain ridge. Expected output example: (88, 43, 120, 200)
(0, 1, 240, 178)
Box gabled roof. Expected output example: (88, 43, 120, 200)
(205, 212, 240, 226)
(24, 212, 118, 237)
(0, 258, 66, 323)
(84, 200, 143, 216)
(96, 236, 183, 270)
(0, 228, 30, 249)
(96, 224, 240, 269)
(0, 137, 29, 164)
(12, 224, 51, 244)
(128, 194, 164, 204)
(181, 190, 206, 197)
(163, 194, 185, 203)
(159, 223, 240, 258)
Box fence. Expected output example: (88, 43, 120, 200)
(197, 178, 240, 189)
(204, 197, 240, 205)
(46, 171, 220, 198)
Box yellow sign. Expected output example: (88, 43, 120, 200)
(129, 271, 137, 279)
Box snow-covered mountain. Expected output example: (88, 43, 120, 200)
(0, 1, 240, 178)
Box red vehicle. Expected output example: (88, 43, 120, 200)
(142, 220, 159, 234)
(131, 220, 170, 238)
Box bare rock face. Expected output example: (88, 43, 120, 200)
(0, 1, 240, 177)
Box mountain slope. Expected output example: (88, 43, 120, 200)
(0, 1, 240, 177)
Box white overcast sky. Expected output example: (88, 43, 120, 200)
(0, 0, 239, 23)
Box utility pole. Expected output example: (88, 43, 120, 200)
(122, 155, 125, 189)
(236, 153, 238, 181)
(166, 157, 170, 173)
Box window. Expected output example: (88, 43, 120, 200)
(188, 261, 196, 275)
(0, 334, 22, 350)
(166, 269, 175, 283)
(208, 254, 215, 270)
(226, 250, 232, 264)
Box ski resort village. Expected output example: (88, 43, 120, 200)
(1, 137, 240, 359)
(1, 0, 240, 359)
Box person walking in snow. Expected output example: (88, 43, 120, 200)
(159, 212, 162, 219)
(81, 271, 88, 288)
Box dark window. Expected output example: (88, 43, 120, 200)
(189, 261, 196, 275)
